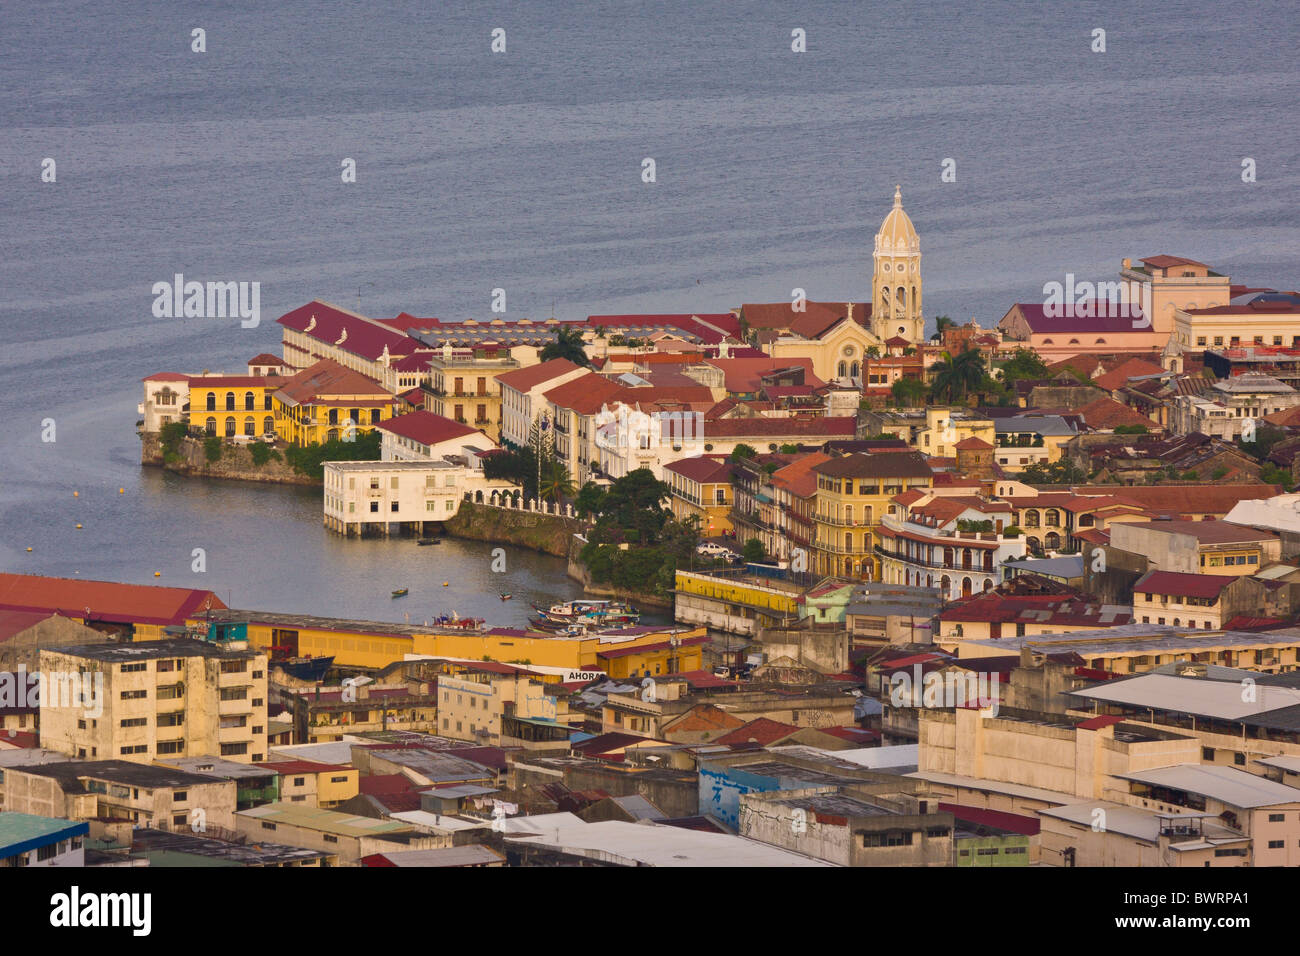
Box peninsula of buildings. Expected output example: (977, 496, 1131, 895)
(3, 185, 1290, 866)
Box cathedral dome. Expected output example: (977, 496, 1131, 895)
(875, 185, 919, 255)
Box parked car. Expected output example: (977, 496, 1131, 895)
(696, 541, 729, 556)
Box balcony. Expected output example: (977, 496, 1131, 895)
(816, 513, 874, 528)
(218, 696, 254, 716)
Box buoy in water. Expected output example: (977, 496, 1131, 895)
(119, 488, 125, 494)
(154, 571, 161, 577)
(73, 491, 79, 497)
(443, 581, 450, 587)
(26, 547, 33, 552)
(75, 524, 82, 529)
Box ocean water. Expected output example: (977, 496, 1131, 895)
(0, 0, 1295, 622)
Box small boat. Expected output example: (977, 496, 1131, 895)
(500, 593, 512, 601)
(417, 538, 440, 546)
(276, 656, 335, 682)
(392, 588, 409, 598)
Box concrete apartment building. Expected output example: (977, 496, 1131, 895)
(438, 671, 577, 749)
(39, 638, 269, 765)
(738, 786, 957, 866)
(425, 342, 521, 441)
(2, 760, 236, 832)
(235, 803, 444, 866)
(1108, 520, 1281, 576)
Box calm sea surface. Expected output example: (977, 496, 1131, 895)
(0, 1, 1296, 624)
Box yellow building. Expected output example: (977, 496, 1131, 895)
(915, 407, 995, 459)
(272, 358, 397, 446)
(426, 344, 521, 442)
(812, 451, 933, 579)
(664, 456, 735, 535)
(265, 760, 359, 808)
(194, 609, 705, 674)
(189, 375, 286, 439)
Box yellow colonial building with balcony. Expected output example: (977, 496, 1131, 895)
(189, 375, 286, 439)
(811, 452, 933, 579)
(426, 343, 521, 442)
(272, 359, 397, 446)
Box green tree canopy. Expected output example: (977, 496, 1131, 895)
(539, 326, 591, 367)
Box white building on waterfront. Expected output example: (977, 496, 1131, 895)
(323, 459, 514, 536)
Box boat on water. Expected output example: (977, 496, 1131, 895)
(416, 538, 440, 546)
(500, 593, 512, 601)
(531, 598, 639, 626)
(392, 588, 409, 598)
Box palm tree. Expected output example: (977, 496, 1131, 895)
(537, 457, 575, 502)
(928, 347, 985, 404)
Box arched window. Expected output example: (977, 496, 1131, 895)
(224, 417, 236, 437)
(1045, 532, 1061, 550)
(845, 532, 854, 550)
(327, 428, 339, 442)
(225, 392, 235, 411)
(1024, 509, 1040, 528)
(838, 361, 847, 378)
(205, 417, 216, 436)
(1079, 513, 1095, 527)
(940, 575, 951, 595)
(244, 391, 255, 411)
(243, 417, 255, 436)
(962, 577, 973, 598)
(943, 546, 954, 568)
(263, 416, 274, 434)
(911, 286, 917, 310)
(982, 578, 993, 592)
(264, 394, 273, 410)
(1027, 536, 1041, 554)
(897, 286, 906, 308)
(1045, 509, 1061, 526)
(206, 393, 216, 412)
(329, 409, 339, 425)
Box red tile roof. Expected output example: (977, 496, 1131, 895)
(142, 372, 189, 382)
(0, 574, 225, 626)
(1133, 570, 1235, 600)
(1140, 255, 1208, 270)
(247, 353, 283, 366)
(663, 456, 733, 484)
(713, 718, 800, 748)
(706, 357, 823, 394)
(496, 358, 583, 393)
(1093, 358, 1167, 391)
(954, 436, 993, 450)
(542, 373, 628, 414)
(1007, 303, 1150, 335)
(278, 301, 420, 361)
(939, 803, 1040, 836)
(275, 359, 392, 405)
(358, 774, 416, 795)
(188, 375, 286, 389)
(376, 410, 482, 447)
(1075, 396, 1160, 431)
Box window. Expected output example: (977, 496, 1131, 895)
(1268, 840, 1285, 849)
(121, 662, 147, 673)
(1269, 813, 1285, 822)
(157, 741, 184, 754)
(37, 844, 59, 862)
(120, 718, 147, 728)
(261, 822, 277, 831)
(370, 501, 379, 513)
(172, 813, 188, 827)
(120, 690, 147, 700)
(323, 834, 338, 844)
(294, 777, 305, 787)
(331, 776, 348, 783)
